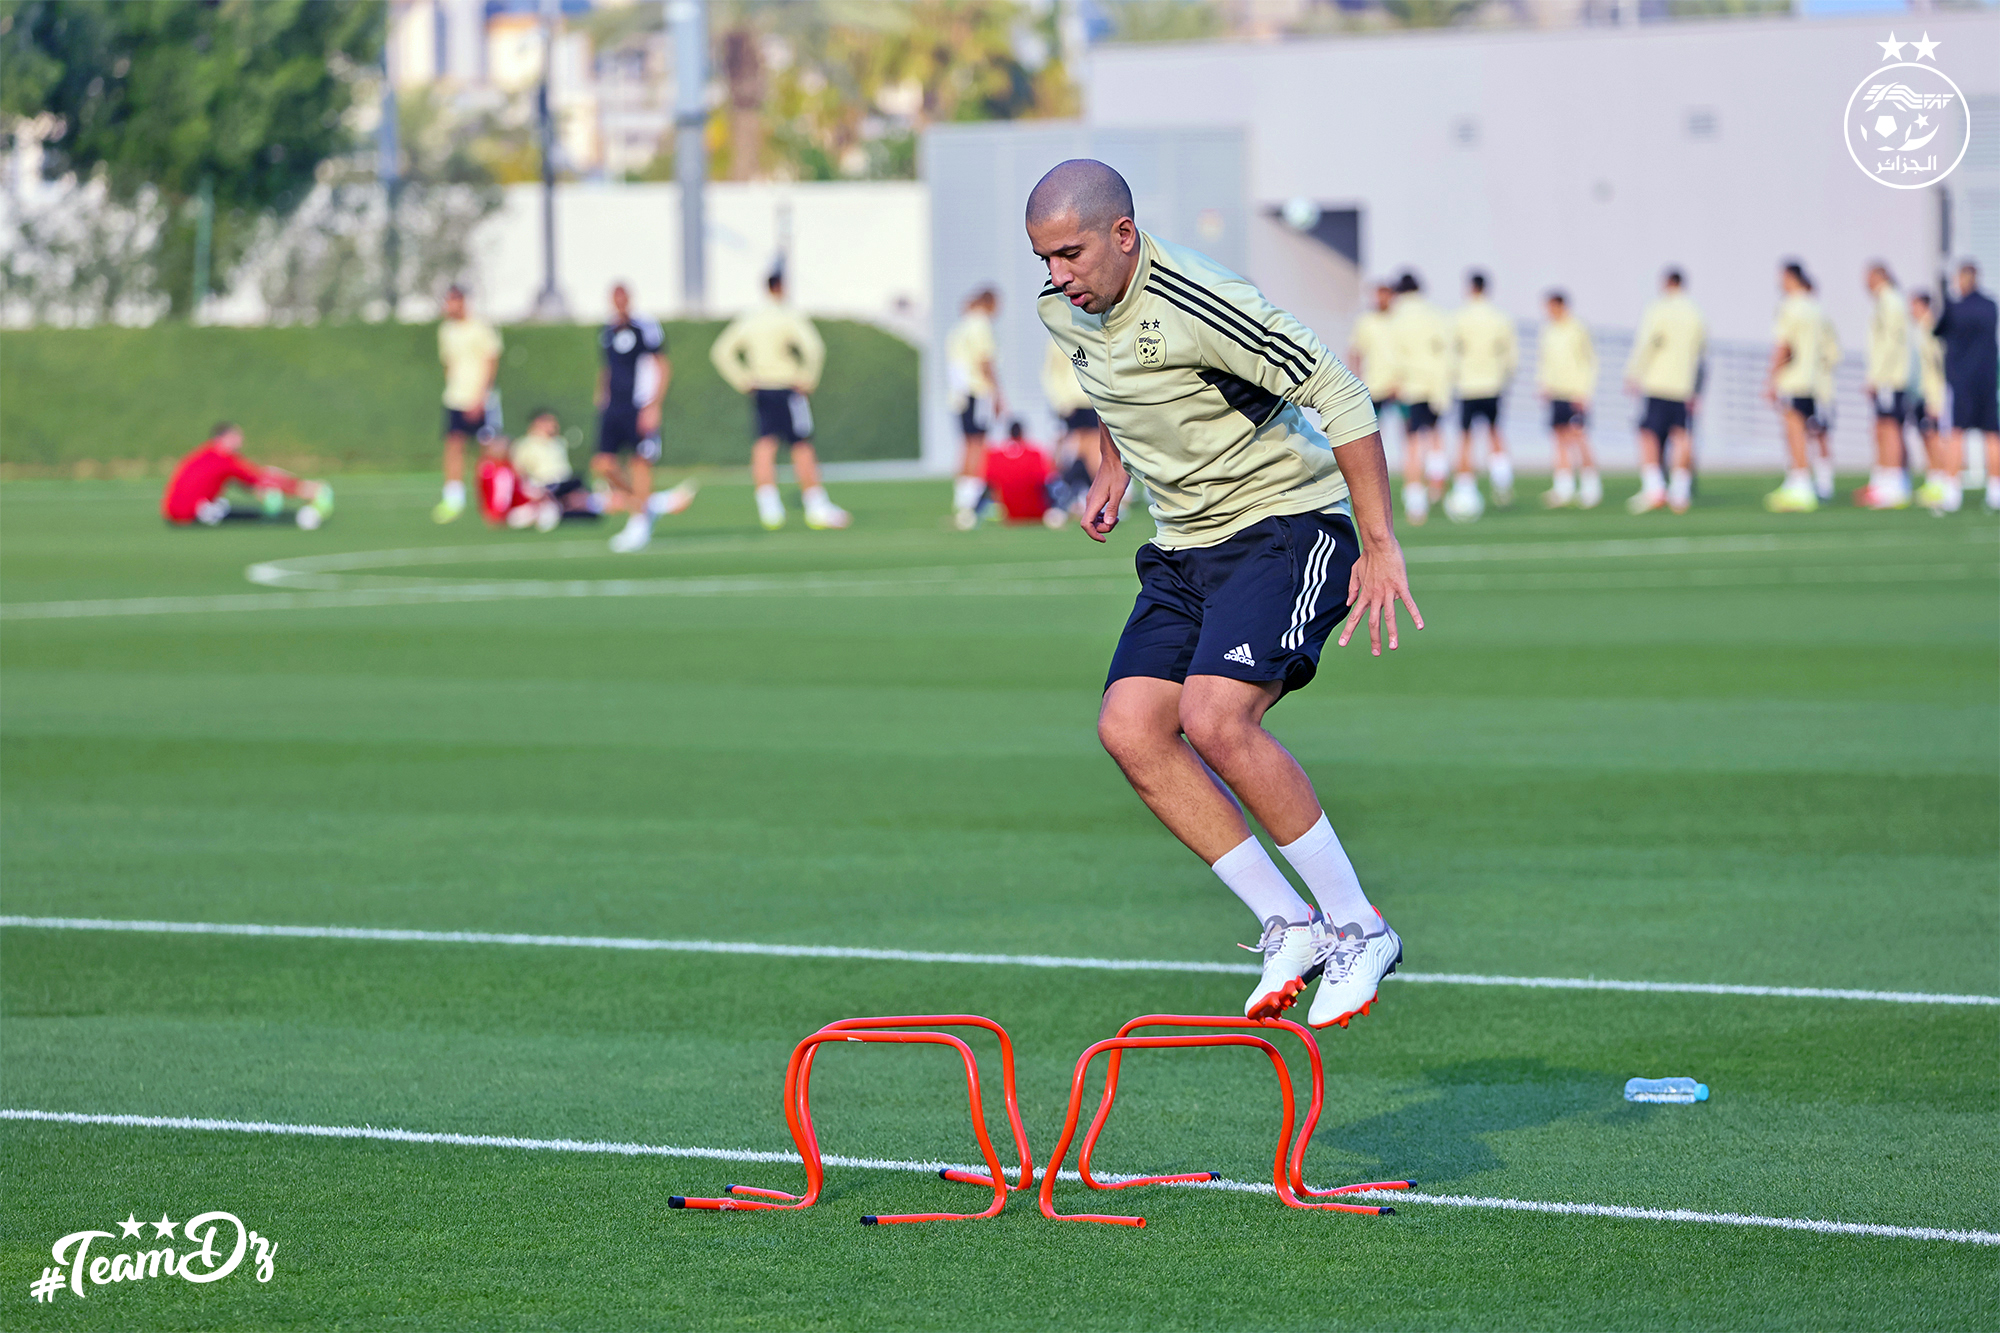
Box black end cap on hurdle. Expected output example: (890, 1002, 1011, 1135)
(668, 1197, 687, 1209)
(1380, 1207, 1396, 1216)
(1205, 1172, 1222, 1180)
(721, 1185, 739, 1194)
(937, 1168, 952, 1179)
(860, 1216, 880, 1225)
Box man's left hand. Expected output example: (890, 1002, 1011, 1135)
(639, 402, 661, 435)
(1338, 540, 1424, 656)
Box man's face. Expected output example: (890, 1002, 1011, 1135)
(1029, 212, 1140, 316)
(1958, 268, 1977, 296)
(1545, 299, 1564, 322)
(217, 429, 244, 453)
(611, 286, 630, 320)
(1780, 271, 1802, 295)
(443, 291, 466, 320)
(1374, 286, 1393, 312)
(1912, 298, 1931, 324)
(1867, 269, 1886, 294)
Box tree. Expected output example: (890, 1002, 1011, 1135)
(1, 0, 381, 316)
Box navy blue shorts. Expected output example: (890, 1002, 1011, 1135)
(1459, 396, 1501, 430)
(597, 406, 661, 460)
(753, 389, 813, 446)
(1106, 510, 1359, 697)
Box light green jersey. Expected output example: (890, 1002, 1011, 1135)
(1035, 231, 1377, 550)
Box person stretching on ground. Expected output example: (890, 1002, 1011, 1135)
(162, 423, 330, 528)
(1029, 158, 1421, 1029)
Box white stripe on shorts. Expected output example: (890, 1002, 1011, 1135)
(1282, 529, 1335, 650)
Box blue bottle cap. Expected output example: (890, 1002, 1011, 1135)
(1695, 1084, 1709, 1101)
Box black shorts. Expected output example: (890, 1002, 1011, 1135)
(1784, 396, 1817, 422)
(958, 397, 993, 438)
(1459, 396, 1501, 430)
(1404, 401, 1439, 432)
(1915, 408, 1941, 434)
(1371, 394, 1398, 414)
(1063, 406, 1100, 433)
(597, 406, 661, 461)
(1949, 381, 2000, 432)
(1872, 389, 1908, 423)
(1640, 397, 1689, 438)
(442, 401, 500, 442)
(752, 388, 814, 446)
(1549, 399, 1586, 429)
(1106, 510, 1359, 698)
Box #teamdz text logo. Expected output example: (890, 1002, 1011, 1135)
(1845, 31, 1971, 190)
(28, 1209, 276, 1304)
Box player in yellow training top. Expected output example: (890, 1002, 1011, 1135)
(1388, 272, 1452, 525)
(1027, 159, 1422, 1030)
(1860, 263, 1913, 510)
(710, 271, 850, 532)
(946, 288, 1004, 528)
(1908, 291, 1959, 513)
(434, 285, 503, 524)
(1446, 271, 1519, 519)
(1765, 261, 1826, 513)
(1624, 269, 1705, 515)
(1537, 291, 1600, 509)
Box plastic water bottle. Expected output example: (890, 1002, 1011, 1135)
(1624, 1077, 1708, 1104)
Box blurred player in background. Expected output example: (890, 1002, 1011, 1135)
(1537, 291, 1600, 509)
(709, 271, 850, 532)
(1806, 274, 1840, 503)
(1909, 292, 1957, 513)
(595, 283, 694, 554)
(984, 420, 1068, 527)
(1624, 269, 1704, 515)
(162, 423, 331, 529)
(947, 288, 1004, 528)
(1934, 262, 2000, 512)
(434, 285, 502, 524)
(1029, 158, 1420, 1031)
(1346, 281, 1399, 418)
(1446, 270, 1518, 518)
(1389, 272, 1450, 524)
(509, 408, 600, 531)
(1765, 261, 1825, 514)
(1859, 263, 1912, 510)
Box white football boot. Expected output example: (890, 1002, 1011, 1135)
(1307, 909, 1403, 1029)
(609, 512, 653, 553)
(1241, 914, 1322, 1020)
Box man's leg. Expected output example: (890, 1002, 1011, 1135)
(954, 432, 988, 527)
(1486, 421, 1513, 504)
(437, 431, 469, 522)
(1628, 427, 1665, 513)
(1402, 425, 1430, 524)
(1666, 426, 1694, 512)
(591, 453, 631, 511)
(792, 443, 850, 529)
(751, 436, 785, 528)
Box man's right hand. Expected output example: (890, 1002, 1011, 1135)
(1080, 456, 1129, 542)
(465, 403, 485, 425)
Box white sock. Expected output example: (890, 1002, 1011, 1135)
(1639, 465, 1664, 495)
(442, 480, 465, 507)
(1668, 468, 1691, 504)
(803, 485, 834, 511)
(1579, 469, 1602, 505)
(953, 475, 985, 511)
(1402, 481, 1428, 519)
(1786, 468, 1811, 491)
(1423, 449, 1448, 484)
(1276, 813, 1376, 932)
(1212, 837, 1312, 926)
(1986, 478, 2000, 506)
(756, 483, 783, 515)
(1549, 468, 1574, 500)
(1488, 454, 1513, 494)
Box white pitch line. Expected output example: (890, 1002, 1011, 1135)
(4, 1110, 1991, 1246)
(3, 916, 1993, 1007)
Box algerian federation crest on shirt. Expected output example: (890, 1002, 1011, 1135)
(1135, 320, 1166, 369)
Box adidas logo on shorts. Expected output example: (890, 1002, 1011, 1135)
(1223, 643, 1256, 667)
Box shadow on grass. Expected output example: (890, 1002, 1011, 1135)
(1314, 1058, 1645, 1186)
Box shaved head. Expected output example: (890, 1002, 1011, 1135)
(1026, 159, 1135, 234)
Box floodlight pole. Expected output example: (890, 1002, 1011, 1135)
(379, 22, 402, 321)
(671, 0, 708, 315)
(531, 0, 570, 321)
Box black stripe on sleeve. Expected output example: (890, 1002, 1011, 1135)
(1039, 284, 1060, 298)
(1197, 369, 1284, 426)
(1146, 284, 1306, 386)
(1150, 265, 1315, 379)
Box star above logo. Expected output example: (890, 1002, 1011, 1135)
(1916, 114, 1929, 129)
(119, 1213, 144, 1238)
(152, 1214, 177, 1239)
(1877, 32, 1905, 59)
(1911, 32, 1939, 61)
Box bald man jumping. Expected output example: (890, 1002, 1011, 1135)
(1029, 159, 1422, 1029)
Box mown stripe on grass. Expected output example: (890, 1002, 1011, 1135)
(5, 1109, 1993, 1246)
(4, 916, 1995, 1006)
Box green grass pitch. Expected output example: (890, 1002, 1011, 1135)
(1, 473, 1995, 1329)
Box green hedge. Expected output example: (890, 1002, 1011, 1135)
(0, 319, 919, 474)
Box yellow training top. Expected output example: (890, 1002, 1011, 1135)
(1537, 315, 1597, 402)
(708, 300, 826, 394)
(1452, 297, 1518, 398)
(946, 312, 998, 407)
(510, 429, 572, 487)
(439, 317, 503, 410)
(1866, 284, 1909, 391)
(1771, 294, 1823, 398)
(1036, 230, 1377, 551)
(1346, 310, 1398, 399)
(1625, 292, 1704, 402)
(1041, 339, 1094, 416)
(1388, 292, 1451, 411)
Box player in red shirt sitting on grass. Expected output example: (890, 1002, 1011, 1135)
(161, 423, 332, 529)
(984, 420, 1070, 528)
